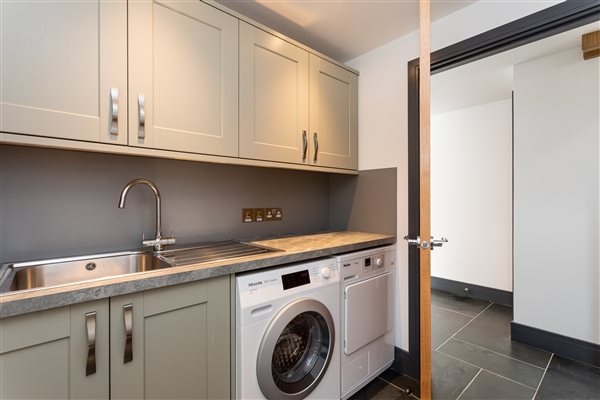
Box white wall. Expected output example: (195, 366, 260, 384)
(431, 99, 513, 291)
(513, 47, 600, 345)
(348, 0, 559, 351)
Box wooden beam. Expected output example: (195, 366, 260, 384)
(419, 0, 432, 399)
(583, 49, 600, 60)
(582, 30, 600, 60)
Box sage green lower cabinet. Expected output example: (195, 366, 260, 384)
(0, 276, 230, 399)
(111, 275, 231, 399)
(0, 300, 110, 400)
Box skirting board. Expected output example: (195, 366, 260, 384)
(511, 322, 600, 368)
(391, 347, 419, 381)
(431, 276, 513, 306)
(390, 347, 421, 397)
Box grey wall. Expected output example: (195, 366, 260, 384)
(0, 145, 331, 263)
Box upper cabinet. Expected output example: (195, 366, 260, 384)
(239, 23, 357, 170)
(309, 55, 358, 170)
(0, 1, 128, 145)
(128, 1, 238, 157)
(239, 22, 309, 165)
(1, 0, 358, 171)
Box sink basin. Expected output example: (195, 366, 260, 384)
(0, 251, 171, 293)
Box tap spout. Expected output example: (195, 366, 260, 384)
(118, 178, 173, 251)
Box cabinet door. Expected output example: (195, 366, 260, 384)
(309, 55, 358, 170)
(109, 293, 144, 400)
(128, 1, 238, 157)
(0, 1, 127, 144)
(111, 276, 231, 399)
(0, 301, 109, 399)
(239, 22, 309, 165)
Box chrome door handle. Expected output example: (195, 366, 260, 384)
(85, 311, 97, 376)
(123, 304, 133, 363)
(302, 130, 308, 162)
(431, 237, 448, 250)
(313, 132, 319, 163)
(404, 235, 421, 247)
(404, 235, 430, 249)
(110, 88, 119, 136)
(138, 94, 145, 139)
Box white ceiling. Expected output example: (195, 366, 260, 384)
(215, 0, 476, 62)
(432, 20, 600, 115)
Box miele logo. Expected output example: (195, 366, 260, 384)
(247, 280, 263, 287)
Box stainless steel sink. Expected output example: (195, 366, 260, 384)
(0, 251, 171, 293)
(0, 241, 282, 294)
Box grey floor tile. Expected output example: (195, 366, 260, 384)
(348, 377, 410, 400)
(454, 303, 551, 368)
(379, 368, 420, 397)
(432, 351, 480, 400)
(459, 370, 535, 400)
(431, 290, 491, 317)
(536, 355, 600, 400)
(438, 338, 544, 389)
(432, 306, 472, 349)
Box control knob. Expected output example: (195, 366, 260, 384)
(320, 266, 331, 279)
(375, 257, 384, 267)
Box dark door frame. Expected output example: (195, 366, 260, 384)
(404, 0, 600, 381)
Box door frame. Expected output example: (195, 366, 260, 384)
(405, 0, 600, 385)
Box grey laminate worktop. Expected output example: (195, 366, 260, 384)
(0, 231, 395, 318)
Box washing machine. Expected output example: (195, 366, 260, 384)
(236, 258, 340, 400)
(334, 245, 396, 399)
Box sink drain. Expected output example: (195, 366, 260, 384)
(85, 262, 97, 271)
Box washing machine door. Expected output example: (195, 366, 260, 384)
(256, 298, 335, 400)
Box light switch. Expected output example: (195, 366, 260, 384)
(255, 208, 265, 222)
(242, 208, 255, 223)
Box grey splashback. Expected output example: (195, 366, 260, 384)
(329, 168, 397, 236)
(0, 145, 331, 263)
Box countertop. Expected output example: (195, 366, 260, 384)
(0, 231, 395, 319)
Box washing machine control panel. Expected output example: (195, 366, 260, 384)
(237, 259, 338, 305)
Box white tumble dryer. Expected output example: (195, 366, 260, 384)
(236, 258, 340, 400)
(334, 245, 396, 399)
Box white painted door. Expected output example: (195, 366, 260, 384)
(0, 1, 127, 144)
(309, 55, 358, 170)
(128, 1, 238, 157)
(239, 22, 309, 165)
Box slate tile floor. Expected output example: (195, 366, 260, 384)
(351, 289, 600, 400)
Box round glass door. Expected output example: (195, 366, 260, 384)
(257, 299, 335, 400)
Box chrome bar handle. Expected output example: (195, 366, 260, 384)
(110, 88, 119, 136)
(313, 132, 319, 163)
(85, 312, 97, 376)
(123, 304, 133, 363)
(431, 237, 448, 250)
(138, 94, 145, 139)
(302, 130, 308, 161)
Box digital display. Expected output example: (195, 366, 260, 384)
(365, 258, 371, 267)
(282, 270, 311, 290)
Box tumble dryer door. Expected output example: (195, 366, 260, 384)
(344, 272, 393, 355)
(256, 298, 335, 400)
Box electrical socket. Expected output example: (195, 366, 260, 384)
(266, 208, 283, 221)
(243, 207, 282, 223)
